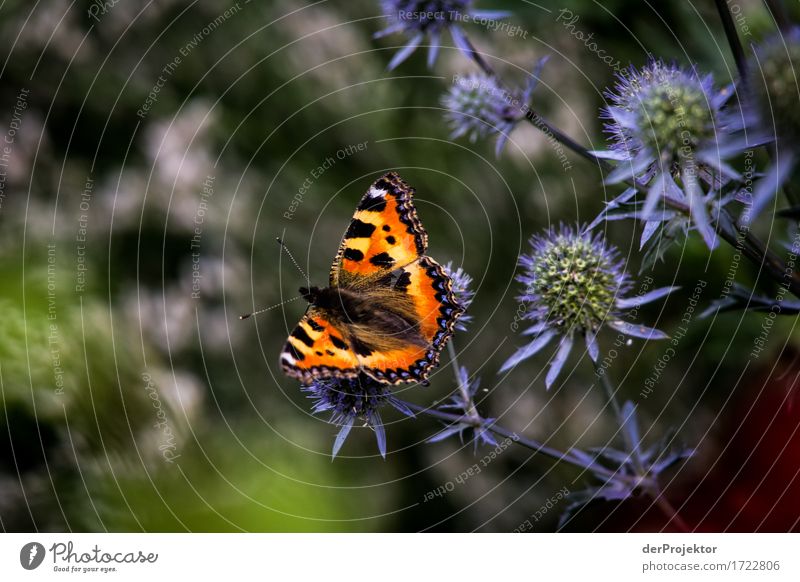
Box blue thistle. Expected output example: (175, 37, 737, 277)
(500, 225, 675, 388)
(303, 375, 414, 458)
(740, 27, 800, 223)
(558, 401, 694, 530)
(442, 57, 547, 155)
(375, 0, 510, 70)
(592, 61, 744, 249)
(442, 261, 475, 331)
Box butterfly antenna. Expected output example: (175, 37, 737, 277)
(239, 295, 302, 320)
(275, 237, 310, 285)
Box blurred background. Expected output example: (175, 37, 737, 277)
(1, 0, 799, 532)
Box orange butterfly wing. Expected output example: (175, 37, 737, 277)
(280, 308, 360, 382)
(356, 256, 463, 384)
(281, 172, 464, 384)
(330, 172, 426, 286)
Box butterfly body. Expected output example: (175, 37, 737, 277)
(281, 172, 464, 385)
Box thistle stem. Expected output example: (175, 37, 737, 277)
(714, 0, 748, 85)
(592, 359, 645, 474)
(460, 33, 499, 79)
(765, 0, 792, 31)
(650, 486, 691, 532)
(523, 110, 607, 167)
(448, 341, 480, 422)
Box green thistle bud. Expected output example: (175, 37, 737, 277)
(609, 61, 717, 162)
(522, 226, 628, 331)
(501, 225, 674, 389)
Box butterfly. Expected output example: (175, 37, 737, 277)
(280, 172, 464, 385)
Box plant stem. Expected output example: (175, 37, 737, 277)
(595, 362, 624, 422)
(650, 487, 691, 532)
(765, 0, 792, 31)
(460, 34, 500, 78)
(523, 109, 607, 167)
(714, 0, 748, 85)
(717, 211, 800, 296)
(592, 359, 646, 475)
(448, 341, 480, 421)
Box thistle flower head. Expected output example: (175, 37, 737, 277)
(605, 61, 717, 163)
(750, 27, 800, 144)
(500, 225, 675, 388)
(443, 261, 475, 331)
(593, 61, 740, 249)
(375, 0, 510, 70)
(303, 374, 414, 458)
(520, 225, 630, 332)
(443, 73, 517, 142)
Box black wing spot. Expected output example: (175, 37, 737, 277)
(315, 351, 323, 356)
(343, 248, 364, 262)
(306, 318, 324, 332)
(395, 270, 412, 292)
(351, 337, 374, 357)
(330, 335, 348, 350)
(385, 235, 396, 245)
(357, 196, 387, 213)
(345, 219, 376, 239)
(325, 349, 335, 356)
(291, 327, 315, 347)
(382, 225, 391, 232)
(369, 252, 395, 268)
(284, 342, 305, 362)
(373, 178, 392, 191)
